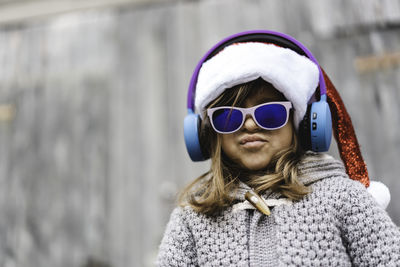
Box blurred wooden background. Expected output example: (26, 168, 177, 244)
(0, 0, 399, 266)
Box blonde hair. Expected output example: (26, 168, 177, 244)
(179, 79, 310, 216)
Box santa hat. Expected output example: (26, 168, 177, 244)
(323, 70, 391, 209)
(195, 42, 390, 209)
(195, 42, 319, 130)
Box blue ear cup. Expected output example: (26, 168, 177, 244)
(299, 95, 332, 152)
(309, 95, 332, 152)
(184, 110, 206, 161)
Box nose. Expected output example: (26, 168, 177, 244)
(242, 114, 260, 132)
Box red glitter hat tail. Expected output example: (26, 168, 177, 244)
(322, 69, 370, 187)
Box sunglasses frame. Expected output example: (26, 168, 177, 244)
(207, 101, 293, 134)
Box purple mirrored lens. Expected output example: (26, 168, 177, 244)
(212, 108, 243, 132)
(255, 104, 287, 128)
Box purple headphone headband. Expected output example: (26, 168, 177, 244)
(187, 30, 326, 111)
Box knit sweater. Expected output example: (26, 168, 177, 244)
(156, 152, 400, 266)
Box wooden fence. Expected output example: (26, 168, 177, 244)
(0, 0, 399, 266)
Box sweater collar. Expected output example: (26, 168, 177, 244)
(297, 152, 347, 185)
(230, 152, 346, 202)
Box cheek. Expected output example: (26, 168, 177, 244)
(220, 135, 237, 157)
(281, 128, 294, 147)
(273, 123, 294, 148)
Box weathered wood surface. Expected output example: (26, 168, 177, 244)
(0, 0, 399, 266)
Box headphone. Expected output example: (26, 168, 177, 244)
(184, 30, 332, 161)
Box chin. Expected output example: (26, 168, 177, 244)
(241, 160, 271, 171)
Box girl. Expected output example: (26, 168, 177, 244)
(156, 30, 400, 266)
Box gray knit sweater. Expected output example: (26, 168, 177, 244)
(156, 153, 400, 266)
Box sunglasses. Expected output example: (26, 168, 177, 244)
(207, 101, 292, 134)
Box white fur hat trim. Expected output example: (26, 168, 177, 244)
(195, 42, 320, 129)
(367, 181, 391, 210)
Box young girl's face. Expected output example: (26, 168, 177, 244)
(220, 85, 294, 171)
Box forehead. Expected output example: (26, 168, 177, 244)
(244, 84, 287, 106)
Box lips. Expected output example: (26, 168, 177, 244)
(239, 135, 267, 146)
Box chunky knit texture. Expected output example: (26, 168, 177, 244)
(156, 153, 400, 266)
